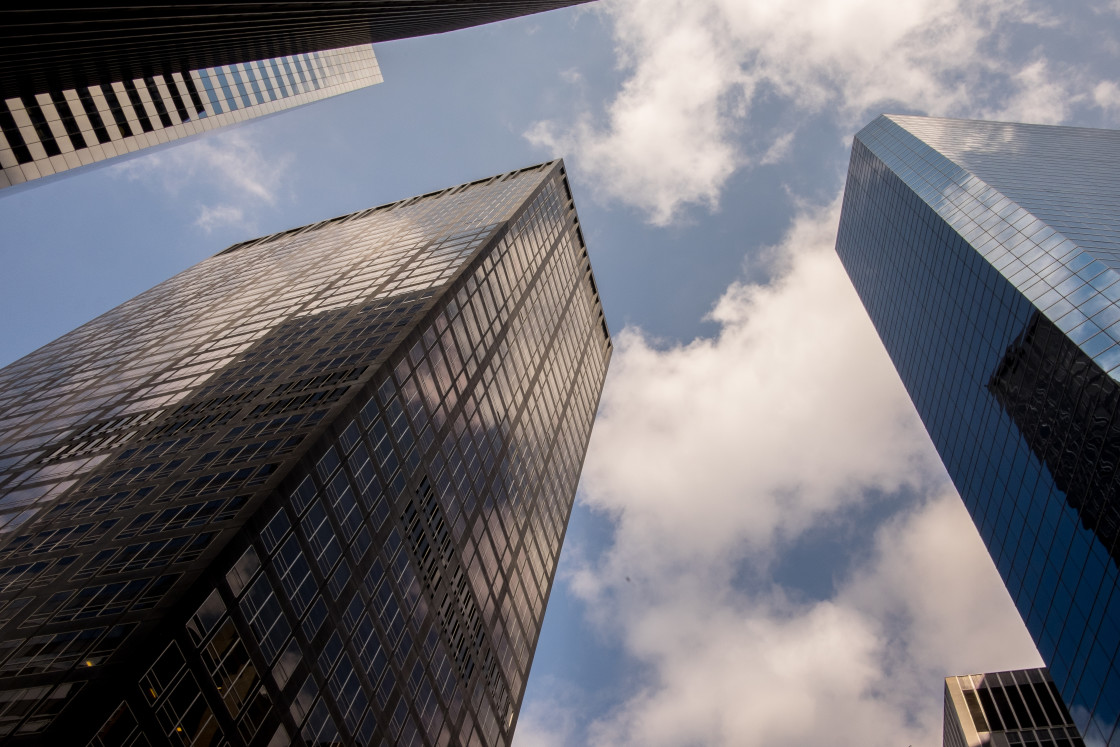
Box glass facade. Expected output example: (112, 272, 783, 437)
(0, 45, 382, 190)
(944, 668, 1082, 747)
(836, 115, 1120, 745)
(0, 159, 612, 745)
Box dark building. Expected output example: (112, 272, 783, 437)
(0, 1, 589, 189)
(0, 43, 385, 190)
(944, 668, 1083, 747)
(835, 115, 1120, 745)
(0, 159, 611, 745)
(0, 1, 592, 100)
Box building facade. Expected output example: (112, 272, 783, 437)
(0, 1, 590, 191)
(0, 44, 382, 190)
(0, 1, 592, 100)
(835, 115, 1120, 745)
(0, 159, 611, 745)
(944, 668, 1083, 747)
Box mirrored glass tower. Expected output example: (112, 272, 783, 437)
(836, 115, 1120, 745)
(0, 159, 611, 745)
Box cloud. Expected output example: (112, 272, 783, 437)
(987, 59, 1084, 124)
(513, 678, 584, 747)
(573, 200, 936, 582)
(194, 204, 247, 233)
(528, 0, 1110, 224)
(1094, 81, 1120, 112)
(843, 493, 1043, 685)
(515, 203, 1040, 745)
(109, 129, 291, 231)
(521, 2, 1113, 742)
(566, 493, 1040, 747)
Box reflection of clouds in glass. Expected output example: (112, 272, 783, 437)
(0, 478, 76, 534)
(0, 166, 553, 536)
(1071, 706, 1110, 747)
(864, 115, 1120, 385)
(897, 113, 1025, 161)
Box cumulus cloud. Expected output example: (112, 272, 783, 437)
(574, 200, 935, 579)
(556, 493, 1041, 747)
(528, 0, 1106, 224)
(1094, 81, 1120, 112)
(515, 2, 1119, 742)
(515, 205, 1040, 746)
(988, 59, 1083, 125)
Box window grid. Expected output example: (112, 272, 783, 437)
(0, 161, 610, 744)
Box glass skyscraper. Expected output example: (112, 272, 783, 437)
(0, 159, 611, 745)
(0, 1, 590, 191)
(835, 115, 1120, 745)
(944, 668, 1082, 747)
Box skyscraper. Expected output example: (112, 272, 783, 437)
(0, 44, 383, 190)
(835, 115, 1120, 745)
(944, 668, 1083, 747)
(0, 159, 611, 745)
(0, 1, 592, 98)
(0, 1, 590, 191)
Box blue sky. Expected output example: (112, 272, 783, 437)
(3, 1, 1120, 744)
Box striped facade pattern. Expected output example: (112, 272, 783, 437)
(0, 2, 591, 100)
(0, 44, 381, 190)
(945, 669, 1084, 747)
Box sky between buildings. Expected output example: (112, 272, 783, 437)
(2, 1, 1120, 744)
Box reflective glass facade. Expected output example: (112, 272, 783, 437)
(0, 159, 611, 745)
(944, 668, 1082, 747)
(836, 115, 1120, 745)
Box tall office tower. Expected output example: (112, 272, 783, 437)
(835, 115, 1120, 745)
(0, 44, 383, 190)
(944, 668, 1083, 747)
(0, 159, 611, 746)
(0, 1, 590, 191)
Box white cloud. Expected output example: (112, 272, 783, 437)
(565, 493, 1040, 747)
(1094, 81, 1120, 112)
(526, 0, 745, 225)
(194, 204, 246, 233)
(843, 493, 1043, 684)
(986, 59, 1084, 124)
(513, 678, 584, 747)
(110, 130, 291, 231)
(759, 131, 795, 166)
(521, 1, 1117, 741)
(515, 203, 1040, 746)
(529, 0, 1109, 224)
(574, 200, 936, 582)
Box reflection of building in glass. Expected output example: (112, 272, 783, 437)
(944, 668, 1083, 747)
(835, 115, 1120, 745)
(0, 160, 611, 745)
(988, 313, 1120, 566)
(0, 1, 589, 190)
